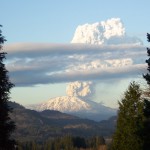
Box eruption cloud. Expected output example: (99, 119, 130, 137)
(5, 18, 145, 87)
(66, 81, 94, 100)
(71, 18, 142, 45)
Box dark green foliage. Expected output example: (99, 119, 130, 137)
(72, 136, 86, 148)
(0, 26, 16, 149)
(111, 33, 150, 150)
(111, 82, 144, 150)
(87, 136, 105, 149)
(143, 33, 150, 84)
(17, 136, 106, 150)
(142, 33, 150, 150)
(142, 99, 150, 150)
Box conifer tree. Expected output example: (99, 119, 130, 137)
(143, 33, 150, 84)
(142, 33, 150, 150)
(111, 82, 144, 150)
(0, 25, 16, 149)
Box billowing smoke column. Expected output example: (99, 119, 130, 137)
(68, 18, 140, 101)
(66, 81, 94, 100)
(71, 18, 142, 45)
(66, 18, 143, 102)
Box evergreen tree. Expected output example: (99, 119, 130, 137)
(88, 136, 105, 149)
(111, 82, 144, 150)
(0, 25, 16, 149)
(142, 33, 150, 150)
(142, 99, 150, 150)
(143, 33, 150, 84)
(72, 136, 86, 148)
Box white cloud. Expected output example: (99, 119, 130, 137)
(5, 18, 148, 108)
(70, 18, 145, 102)
(4, 43, 146, 86)
(71, 18, 142, 45)
(4, 18, 147, 88)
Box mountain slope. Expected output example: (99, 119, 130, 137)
(8, 101, 116, 142)
(33, 96, 91, 112)
(28, 96, 117, 121)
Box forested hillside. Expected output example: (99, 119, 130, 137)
(9, 101, 116, 143)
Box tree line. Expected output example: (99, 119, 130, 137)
(16, 136, 106, 150)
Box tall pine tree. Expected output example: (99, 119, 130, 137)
(143, 33, 150, 84)
(111, 82, 144, 150)
(142, 33, 150, 150)
(0, 25, 16, 149)
(111, 33, 150, 150)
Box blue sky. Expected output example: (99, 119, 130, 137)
(1, 0, 149, 43)
(1, 0, 150, 108)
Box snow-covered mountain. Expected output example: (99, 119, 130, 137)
(30, 96, 91, 112)
(28, 96, 117, 121)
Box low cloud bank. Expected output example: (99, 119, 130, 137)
(4, 18, 146, 87)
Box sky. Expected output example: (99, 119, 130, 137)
(0, 0, 150, 108)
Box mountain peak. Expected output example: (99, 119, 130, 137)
(32, 96, 91, 112)
(28, 96, 117, 121)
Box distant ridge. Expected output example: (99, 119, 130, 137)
(8, 101, 117, 142)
